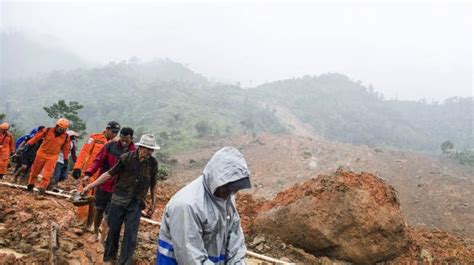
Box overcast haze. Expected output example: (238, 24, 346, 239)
(1, 2, 472, 100)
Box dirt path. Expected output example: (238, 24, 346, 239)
(262, 101, 317, 138)
(0, 183, 296, 264)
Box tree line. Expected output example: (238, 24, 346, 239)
(1, 60, 472, 153)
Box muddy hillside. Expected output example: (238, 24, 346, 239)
(1, 169, 473, 264)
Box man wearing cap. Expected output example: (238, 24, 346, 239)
(83, 134, 159, 264)
(73, 121, 121, 229)
(0, 123, 15, 179)
(157, 146, 250, 264)
(25, 118, 70, 195)
(84, 127, 136, 242)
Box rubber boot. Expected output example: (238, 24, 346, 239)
(35, 188, 46, 200)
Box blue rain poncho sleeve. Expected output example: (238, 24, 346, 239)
(167, 203, 215, 265)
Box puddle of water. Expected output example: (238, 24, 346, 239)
(0, 248, 27, 258)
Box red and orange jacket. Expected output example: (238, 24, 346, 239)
(0, 132, 15, 155)
(85, 141, 136, 192)
(27, 128, 70, 160)
(73, 132, 110, 172)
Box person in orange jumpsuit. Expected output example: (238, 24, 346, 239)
(0, 123, 15, 179)
(26, 118, 70, 194)
(73, 121, 121, 229)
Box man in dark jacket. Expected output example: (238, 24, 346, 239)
(84, 127, 135, 242)
(83, 134, 159, 265)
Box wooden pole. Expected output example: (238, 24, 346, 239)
(49, 222, 59, 264)
(0, 181, 293, 264)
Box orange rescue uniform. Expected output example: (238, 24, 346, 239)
(27, 128, 70, 189)
(0, 132, 15, 174)
(74, 132, 110, 221)
(73, 132, 109, 177)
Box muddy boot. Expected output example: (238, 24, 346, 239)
(20, 172, 29, 185)
(35, 188, 46, 200)
(27, 184, 34, 192)
(48, 183, 59, 193)
(85, 202, 96, 233)
(100, 221, 109, 245)
(94, 209, 104, 235)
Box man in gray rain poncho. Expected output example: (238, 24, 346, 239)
(157, 146, 250, 264)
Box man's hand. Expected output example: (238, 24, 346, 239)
(82, 174, 91, 187)
(72, 169, 81, 179)
(80, 184, 91, 196)
(146, 207, 155, 218)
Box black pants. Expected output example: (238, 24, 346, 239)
(95, 187, 113, 213)
(104, 197, 143, 265)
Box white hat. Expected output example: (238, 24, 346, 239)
(135, 134, 160, 150)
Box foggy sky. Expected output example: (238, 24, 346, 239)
(1, 1, 472, 101)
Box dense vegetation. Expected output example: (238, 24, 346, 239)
(0, 59, 286, 151)
(251, 74, 473, 152)
(1, 59, 472, 153)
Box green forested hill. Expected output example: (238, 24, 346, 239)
(1, 59, 286, 150)
(1, 60, 472, 152)
(250, 74, 473, 151)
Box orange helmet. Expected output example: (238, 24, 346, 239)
(56, 118, 69, 129)
(0, 123, 9, 130)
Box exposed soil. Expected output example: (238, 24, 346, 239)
(0, 184, 161, 264)
(242, 170, 474, 263)
(392, 227, 474, 263)
(168, 133, 474, 238)
(1, 132, 473, 263)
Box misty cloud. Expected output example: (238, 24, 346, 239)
(1, 2, 472, 100)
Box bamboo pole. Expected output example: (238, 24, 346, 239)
(49, 222, 59, 264)
(0, 181, 293, 265)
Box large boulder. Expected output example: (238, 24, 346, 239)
(253, 169, 409, 264)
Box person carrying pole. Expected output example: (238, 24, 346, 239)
(25, 119, 70, 196)
(72, 121, 121, 230)
(84, 127, 135, 242)
(83, 134, 160, 264)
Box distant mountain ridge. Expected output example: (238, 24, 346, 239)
(1, 32, 87, 80)
(250, 74, 473, 151)
(1, 54, 471, 152)
(0, 59, 285, 151)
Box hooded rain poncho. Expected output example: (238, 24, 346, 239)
(157, 146, 250, 265)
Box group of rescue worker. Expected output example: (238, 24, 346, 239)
(0, 118, 251, 264)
